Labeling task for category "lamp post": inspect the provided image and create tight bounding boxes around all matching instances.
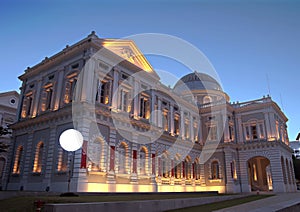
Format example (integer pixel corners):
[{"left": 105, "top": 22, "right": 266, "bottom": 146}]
[{"left": 59, "top": 129, "right": 83, "bottom": 194}]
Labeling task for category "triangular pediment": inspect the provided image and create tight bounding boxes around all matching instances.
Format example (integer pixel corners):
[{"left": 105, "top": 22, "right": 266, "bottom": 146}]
[{"left": 102, "top": 39, "right": 159, "bottom": 79}]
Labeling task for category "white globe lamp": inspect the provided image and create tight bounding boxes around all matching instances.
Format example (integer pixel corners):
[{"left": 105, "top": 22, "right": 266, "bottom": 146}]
[{"left": 59, "top": 129, "right": 83, "bottom": 152}]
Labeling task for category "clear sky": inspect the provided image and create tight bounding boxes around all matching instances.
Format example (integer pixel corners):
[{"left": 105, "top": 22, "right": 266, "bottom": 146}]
[{"left": 0, "top": 0, "right": 299, "bottom": 139}]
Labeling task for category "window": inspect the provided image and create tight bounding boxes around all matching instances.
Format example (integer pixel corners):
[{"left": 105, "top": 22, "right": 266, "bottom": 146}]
[
  {"left": 41, "top": 84, "right": 53, "bottom": 111},
  {"left": 208, "top": 125, "right": 217, "bottom": 141},
  {"left": 162, "top": 110, "right": 169, "bottom": 132},
  {"left": 184, "top": 120, "right": 190, "bottom": 139},
  {"left": 174, "top": 116, "right": 180, "bottom": 135},
  {"left": 140, "top": 96, "right": 150, "bottom": 119},
  {"left": 33, "top": 142, "right": 44, "bottom": 173},
  {"left": 64, "top": 75, "right": 77, "bottom": 104},
  {"left": 96, "top": 80, "right": 110, "bottom": 105},
  {"left": 118, "top": 143, "right": 127, "bottom": 174},
  {"left": 21, "top": 93, "right": 33, "bottom": 118},
  {"left": 245, "top": 126, "right": 250, "bottom": 140},
  {"left": 57, "top": 148, "right": 68, "bottom": 172},
  {"left": 13, "top": 145, "right": 23, "bottom": 174},
  {"left": 229, "top": 125, "right": 234, "bottom": 141},
  {"left": 251, "top": 125, "right": 258, "bottom": 140},
  {"left": 193, "top": 121, "right": 198, "bottom": 141},
  {"left": 211, "top": 161, "right": 219, "bottom": 179},
  {"left": 119, "top": 89, "right": 129, "bottom": 112},
  {"left": 203, "top": 95, "right": 212, "bottom": 104}
]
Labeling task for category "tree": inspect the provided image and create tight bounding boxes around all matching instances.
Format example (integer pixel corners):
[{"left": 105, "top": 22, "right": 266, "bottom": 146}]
[
  {"left": 0, "top": 126, "right": 11, "bottom": 153},
  {"left": 292, "top": 155, "right": 300, "bottom": 181}
]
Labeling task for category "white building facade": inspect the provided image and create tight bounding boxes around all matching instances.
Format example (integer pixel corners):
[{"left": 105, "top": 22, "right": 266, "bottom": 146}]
[
  {"left": 4, "top": 32, "right": 296, "bottom": 193},
  {"left": 0, "top": 91, "right": 19, "bottom": 190}
]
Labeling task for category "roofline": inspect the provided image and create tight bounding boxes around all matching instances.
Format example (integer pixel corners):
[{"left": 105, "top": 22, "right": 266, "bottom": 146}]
[{"left": 0, "top": 90, "right": 20, "bottom": 97}]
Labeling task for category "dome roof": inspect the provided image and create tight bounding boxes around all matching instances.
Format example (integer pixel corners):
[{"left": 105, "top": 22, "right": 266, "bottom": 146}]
[{"left": 174, "top": 72, "right": 222, "bottom": 92}]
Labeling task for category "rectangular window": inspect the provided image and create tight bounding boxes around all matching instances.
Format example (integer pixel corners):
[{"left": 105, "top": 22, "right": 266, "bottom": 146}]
[
  {"left": 174, "top": 117, "right": 180, "bottom": 135},
  {"left": 119, "top": 89, "right": 129, "bottom": 112},
  {"left": 245, "top": 126, "right": 250, "bottom": 140},
  {"left": 208, "top": 125, "right": 217, "bottom": 141},
  {"left": 229, "top": 125, "right": 234, "bottom": 141},
  {"left": 163, "top": 110, "right": 169, "bottom": 131},
  {"left": 100, "top": 81, "right": 110, "bottom": 104},
  {"left": 185, "top": 121, "right": 189, "bottom": 139},
  {"left": 46, "top": 88, "right": 53, "bottom": 110},
  {"left": 251, "top": 125, "right": 257, "bottom": 140},
  {"left": 140, "top": 96, "right": 150, "bottom": 119}
]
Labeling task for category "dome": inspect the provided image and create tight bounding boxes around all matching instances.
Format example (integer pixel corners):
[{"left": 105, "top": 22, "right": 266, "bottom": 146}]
[{"left": 173, "top": 72, "right": 222, "bottom": 92}]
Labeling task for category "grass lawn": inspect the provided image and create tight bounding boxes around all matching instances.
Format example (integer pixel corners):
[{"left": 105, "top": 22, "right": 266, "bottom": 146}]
[
  {"left": 0, "top": 192, "right": 218, "bottom": 212},
  {"left": 167, "top": 194, "right": 274, "bottom": 212}
]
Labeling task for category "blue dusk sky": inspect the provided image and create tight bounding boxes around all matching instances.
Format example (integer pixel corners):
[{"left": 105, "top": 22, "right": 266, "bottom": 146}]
[{"left": 0, "top": 0, "right": 299, "bottom": 139}]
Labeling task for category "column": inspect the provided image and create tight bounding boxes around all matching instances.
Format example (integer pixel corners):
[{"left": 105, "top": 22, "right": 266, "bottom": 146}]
[
  {"left": 111, "top": 69, "right": 119, "bottom": 110},
  {"left": 180, "top": 110, "right": 185, "bottom": 139},
  {"left": 198, "top": 117, "right": 202, "bottom": 144},
  {"left": 107, "top": 128, "right": 116, "bottom": 183},
  {"left": 224, "top": 148, "right": 235, "bottom": 193},
  {"left": 150, "top": 91, "right": 156, "bottom": 125},
  {"left": 81, "top": 58, "right": 95, "bottom": 103},
  {"left": 237, "top": 115, "right": 243, "bottom": 142},
  {"left": 133, "top": 79, "right": 139, "bottom": 118},
  {"left": 32, "top": 79, "right": 42, "bottom": 117},
  {"left": 190, "top": 114, "right": 194, "bottom": 142},
  {"left": 170, "top": 104, "right": 174, "bottom": 135},
  {"left": 157, "top": 98, "right": 162, "bottom": 128},
  {"left": 53, "top": 68, "right": 64, "bottom": 110},
  {"left": 269, "top": 112, "right": 277, "bottom": 139},
  {"left": 224, "top": 118, "right": 230, "bottom": 142},
  {"left": 264, "top": 112, "right": 272, "bottom": 139}
]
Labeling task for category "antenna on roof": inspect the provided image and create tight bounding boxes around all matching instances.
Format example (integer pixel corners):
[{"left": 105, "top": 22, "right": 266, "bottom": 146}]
[
  {"left": 280, "top": 93, "right": 285, "bottom": 111},
  {"left": 266, "top": 73, "right": 271, "bottom": 96}
]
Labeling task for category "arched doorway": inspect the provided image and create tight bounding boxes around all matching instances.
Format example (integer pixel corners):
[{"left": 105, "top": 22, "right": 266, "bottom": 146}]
[{"left": 247, "top": 156, "right": 272, "bottom": 191}]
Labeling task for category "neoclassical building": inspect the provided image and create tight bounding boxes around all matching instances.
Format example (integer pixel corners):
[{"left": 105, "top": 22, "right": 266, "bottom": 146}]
[
  {"left": 4, "top": 32, "right": 296, "bottom": 193},
  {"left": 0, "top": 91, "right": 19, "bottom": 189}
]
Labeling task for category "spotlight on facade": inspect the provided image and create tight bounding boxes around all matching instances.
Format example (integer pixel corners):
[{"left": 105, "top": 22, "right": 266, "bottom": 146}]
[{"left": 59, "top": 129, "right": 83, "bottom": 152}]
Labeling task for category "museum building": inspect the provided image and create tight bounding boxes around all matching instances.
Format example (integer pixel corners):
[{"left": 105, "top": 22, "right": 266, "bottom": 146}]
[{"left": 4, "top": 32, "right": 296, "bottom": 193}]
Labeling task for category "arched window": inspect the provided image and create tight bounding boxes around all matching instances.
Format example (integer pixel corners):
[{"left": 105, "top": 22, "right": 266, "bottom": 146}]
[
  {"left": 57, "top": 147, "right": 68, "bottom": 172},
  {"left": 0, "top": 157, "right": 6, "bottom": 178},
  {"left": 13, "top": 145, "right": 23, "bottom": 174},
  {"left": 203, "top": 95, "right": 212, "bottom": 104},
  {"left": 33, "top": 142, "right": 44, "bottom": 173},
  {"left": 118, "top": 143, "right": 127, "bottom": 174},
  {"left": 139, "top": 147, "right": 148, "bottom": 175},
  {"left": 211, "top": 161, "right": 219, "bottom": 179}
]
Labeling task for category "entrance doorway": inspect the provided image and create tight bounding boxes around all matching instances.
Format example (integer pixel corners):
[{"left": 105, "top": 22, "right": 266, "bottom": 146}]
[{"left": 248, "top": 156, "right": 272, "bottom": 191}]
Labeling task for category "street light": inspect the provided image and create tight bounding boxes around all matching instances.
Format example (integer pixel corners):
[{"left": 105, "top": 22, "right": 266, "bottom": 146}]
[{"left": 59, "top": 129, "right": 83, "bottom": 193}]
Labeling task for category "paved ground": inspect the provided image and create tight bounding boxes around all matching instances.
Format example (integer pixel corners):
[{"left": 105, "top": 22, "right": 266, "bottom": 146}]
[{"left": 214, "top": 192, "right": 300, "bottom": 212}]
